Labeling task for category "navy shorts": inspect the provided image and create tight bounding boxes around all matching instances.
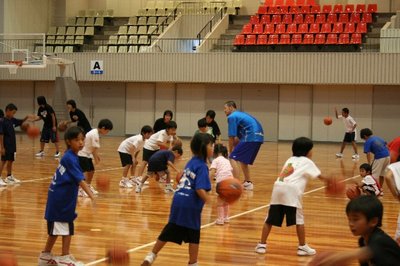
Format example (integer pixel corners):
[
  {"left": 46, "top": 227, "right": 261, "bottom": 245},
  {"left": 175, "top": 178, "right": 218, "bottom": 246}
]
[
  {"left": 79, "top": 156, "right": 94, "bottom": 172},
  {"left": 1, "top": 151, "right": 15, "bottom": 162},
  {"left": 119, "top": 152, "right": 133, "bottom": 167},
  {"left": 343, "top": 132, "right": 355, "bottom": 143},
  {"left": 158, "top": 223, "right": 200, "bottom": 245},
  {"left": 229, "top": 141, "right": 262, "bottom": 165},
  {"left": 40, "top": 127, "right": 59, "bottom": 143}
]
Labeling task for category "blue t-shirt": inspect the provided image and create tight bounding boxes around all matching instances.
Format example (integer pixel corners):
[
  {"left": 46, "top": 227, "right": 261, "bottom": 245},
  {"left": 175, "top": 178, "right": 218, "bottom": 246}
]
[
  {"left": 148, "top": 150, "right": 175, "bottom": 172},
  {"left": 0, "top": 117, "right": 23, "bottom": 153},
  {"left": 364, "top": 136, "right": 390, "bottom": 159},
  {"left": 45, "top": 149, "right": 85, "bottom": 222},
  {"left": 169, "top": 156, "right": 211, "bottom": 230},
  {"left": 227, "top": 111, "right": 264, "bottom": 142}
]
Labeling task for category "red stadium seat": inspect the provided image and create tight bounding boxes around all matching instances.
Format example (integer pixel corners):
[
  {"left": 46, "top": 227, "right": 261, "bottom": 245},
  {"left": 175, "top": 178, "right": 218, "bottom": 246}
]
[
  {"left": 344, "top": 22, "right": 355, "bottom": 33},
  {"left": 245, "top": 34, "right": 257, "bottom": 45},
  {"left": 265, "top": 0, "right": 274, "bottom": 6},
  {"left": 286, "top": 0, "right": 296, "bottom": 7},
  {"left": 282, "top": 14, "right": 293, "bottom": 24},
  {"left": 296, "top": 0, "right": 305, "bottom": 6},
  {"left": 268, "top": 34, "right": 279, "bottom": 44},
  {"left": 326, "top": 33, "right": 337, "bottom": 44},
  {"left": 253, "top": 24, "right": 264, "bottom": 34},
  {"left": 308, "top": 23, "right": 319, "bottom": 33},
  {"left": 314, "top": 33, "right": 325, "bottom": 44},
  {"left": 310, "top": 5, "right": 321, "bottom": 13},
  {"left": 350, "top": 33, "right": 362, "bottom": 44},
  {"left": 275, "top": 0, "right": 285, "bottom": 7},
  {"left": 291, "top": 33, "right": 302, "bottom": 44},
  {"left": 258, "top": 6, "right": 268, "bottom": 14},
  {"left": 326, "top": 13, "right": 337, "bottom": 23},
  {"left": 293, "top": 14, "right": 304, "bottom": 24},
  {"left": 260, "top": 14, "right": 271, "bottom": 24},
  {"left": 298, "top": 23, "right": 309, "bottom": 33},
  {"left": 322, "top": 5, "right": 332, "bottom": 13},
  {"left": 356, "top": 22, "right": 367, "bottom": 33},
  {"left": 333, "top": 4, "right": 343, "bottom": 13},
  {"left": 279, "top": 34, "right": 291, "bottom": 44},
  {"left": 257, "top": 34, "right": 268, "bottom": 45},
  {"left": 350, "top": 13, "right": 361, "bottom": 23},
  {"left": 344, "top": 4, "right": 354, "bottom": 13},
  {"left": 300, "top": 6, "right": 310, "bottom": 13},
  {"left": 289, "top": 6, "right": 301, "bottom": 14},
  {"left": 287, "top": 23, "right": 297, "bottom": 33},
  {"left": 338, "top": 13, "right": 349, "bottom": 23},
  {"left": 271, "top": 14, "right": 282, "bottom": 24},
  {"left": 338, "top": 33, "right": 350, "bottom": 44},
  {"left": 234, "top": 34, "right": 245, "bottom": 45},
  {"left": 268, "top": 6, "right": 278, "bottom": 14},
  {"left": 332, "top": 22, "right": 343, "bottom": 33},
  {"left": 362, "top": 13, "right": 372, "bottom": 23},
  {"left": 355, "top": 4, "right": 365, "bottom": 13},
  {"left": 275, "top": 23, "right": 286, "bottom": 34},
  {"left": 304, "top": 14, "right": 314, "bottom": 23},
  {"left": 306, "top": 0, "right": 316, "bottom": 6},
  {"left": 250, "top": 15, "right": 259, "bottom": 24},
  {"left": 303, "top": 33, "right": 314, "bottom": 44},
  {"left": 264, "top": 23, "right": 275, "bottom": 34},
  {"left": 278, "top": 6, "right": 289, "bottom": 14},
  {"left": 320, "top": 23, "right": 331, "bottom": 33},
  {"left": 315, "top": 14, "right": 326, "bottom": 24},
  {"left": 367, "top": 4, "right": 377, "bottom": 13},
  {"left": 242, "top": 23, "right": 253, "bottom": 34}
]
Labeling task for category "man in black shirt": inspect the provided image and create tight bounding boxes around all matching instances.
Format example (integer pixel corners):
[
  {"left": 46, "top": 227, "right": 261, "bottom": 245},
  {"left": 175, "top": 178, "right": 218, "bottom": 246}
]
[
  {"left": 66, "top": 99, "right": 92, "bottom": 134},
  {"left": 153, "top": 110, "right": 173, "bottom": 133}
]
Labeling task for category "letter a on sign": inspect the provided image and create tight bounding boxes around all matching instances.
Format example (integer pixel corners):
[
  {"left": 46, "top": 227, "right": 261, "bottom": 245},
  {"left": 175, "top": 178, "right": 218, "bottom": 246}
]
[{"left": 91, "top": 60, "right": 104, "bottom": 74}]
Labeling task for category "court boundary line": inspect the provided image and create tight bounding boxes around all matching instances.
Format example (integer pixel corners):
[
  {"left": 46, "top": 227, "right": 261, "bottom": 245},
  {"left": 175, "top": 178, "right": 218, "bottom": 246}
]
[{"left": 85, "top": 175, "right": 360, "bottom": 265}]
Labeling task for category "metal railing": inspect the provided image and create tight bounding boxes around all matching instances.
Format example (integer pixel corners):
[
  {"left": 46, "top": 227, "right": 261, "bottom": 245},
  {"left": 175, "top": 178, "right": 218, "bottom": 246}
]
[{"left": 197, "top": 2, "right": 227, "bottom": 46}]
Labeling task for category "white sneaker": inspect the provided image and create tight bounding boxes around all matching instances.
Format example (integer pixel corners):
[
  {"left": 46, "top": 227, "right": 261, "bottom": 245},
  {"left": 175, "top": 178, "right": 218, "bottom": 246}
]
[
  {"left": 54, "top": 152, "right": 61, "bottom": 158},
  {"left": 136, "top": 184, "right": 142, "bottom": 193},
  {"left": 119, "top": 178, "right": 133, "bottom": 188},
  {"left": 297, "top": 244, "right": 316, "bottom": 256},
  {"left": 352, "top": 154, "right": 360, "bottom": 159},
  {"left": 142, "top": 252, "right": 157, "bottom": 265},
  {"left": 164, "top": 183, "right": 175, "bottom": 193},
  {"left": 5, "top": 175, "right": 21, "bottom": 184},
  {"left": 0, "top": 178, "right": 7, "bottom": 186},
  {"left": 224, "top": 217, "right": 230, "bottom": 223},
  {"left": 38, "top": 252, "right": 58, "bottom": 266},
  {"left": 215, "top": 218, "right": 224, "bottom": 225},
  {"left": 131, "top": 176, "right": 149, "bottom": 185},
  {"left": 255, "top": 243, "right": 267, "bottom": 254},
  {"left": 335, "top": 153, "right": 343, "bottom": 158},
  {"left": 78, "top": 187, "right": 88, "bottom": 197},
  {"left": 35, "top": 151, "right": 45, "bottom": 157},
  {"left": 243, "top": 181, "right": 254, "bottom": 191},
  {"left": 89, "top": 184, "right": 99, "bottom": 195},
  {"left": 57, "top": 254, "right": 84, "bottom": 266}
]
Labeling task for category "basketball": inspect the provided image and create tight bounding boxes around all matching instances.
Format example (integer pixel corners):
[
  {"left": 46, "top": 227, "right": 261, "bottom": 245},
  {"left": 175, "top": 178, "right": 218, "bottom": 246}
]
[
  {"left": 96, "top": 175, "right": 110, "bottom": 192},
  {"left": 106, "top": 244, "right": 129, "bottom": 265},
  {"left": 27, "top": 126, "right": 40, "bottom": 138},
  {"left": 20, "top": 122, "right": 30, "bottom": 132},
  {"left": 0, "top": 251, "right": 18, "bottom": 266},
  {"left": 58, "top": 121, "right": 68, "bottom": 132},
  {"left": 216, "top": 178, "right": 243, "bottom": 204},
  {"left": 325, "top": 176, "right": 345, "bottom": 196},
  {"left": 323, "top": 117, "right": 332, "bottom": 126},
  {"left": 176, "top": 170, "right": 183, "bottom": 183},
  {"left": 346, "top": 184, "right": 361, "bottom": 199}
]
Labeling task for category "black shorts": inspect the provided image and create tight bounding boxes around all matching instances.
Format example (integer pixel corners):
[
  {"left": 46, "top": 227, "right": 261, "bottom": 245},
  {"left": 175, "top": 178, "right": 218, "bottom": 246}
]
[
  {"left": 119, "top": 152, "right": 133, "bottom": 167},
  {"left": 79, "top": 156, "right": 94, "bottom": 172},
  {"left": 47, "top": 221, "right": 74, "bottom": 236},
  {"left": 343, "top": 132, "right": 355, "bottom": 143},
  {"left": 142, "top": 148, "right": 158, "bottom": 162},
  {"left": 1, "top": 151, "right": 15, "bottom": 162},
  {"left": 41, "top": 127, "right": 59, "bottom": 143},
  {"left": 266, "top": 205, "right": 296, "bottom": 227},
  {"left": 158, "top": 223, "right": 200, "bottom": 245}
]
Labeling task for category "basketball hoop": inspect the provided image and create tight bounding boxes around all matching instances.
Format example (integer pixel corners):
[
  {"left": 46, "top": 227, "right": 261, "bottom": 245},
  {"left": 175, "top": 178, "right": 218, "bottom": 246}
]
[
  {"left": 6, "top": 60, "right": 24, "bottom": 67},
  {"left": 5, "top": 60, "right": 23, "bottom": 75}
]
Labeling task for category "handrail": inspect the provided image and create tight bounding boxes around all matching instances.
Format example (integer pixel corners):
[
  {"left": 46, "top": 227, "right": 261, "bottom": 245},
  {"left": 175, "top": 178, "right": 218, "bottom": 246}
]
[{"left": 196, "top": 2, "right": 227, "bottom": 46}]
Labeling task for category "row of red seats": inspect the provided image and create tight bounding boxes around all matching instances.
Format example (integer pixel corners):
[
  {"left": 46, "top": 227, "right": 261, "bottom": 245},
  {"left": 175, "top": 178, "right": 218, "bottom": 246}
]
[
  {"left": 251, "top": 12, "right": 372, "bottom": 24},
  {"left": 264, "top": 0, "right": 316, "bottom": 6},
  {"left": 242, "top": 22, "right": 367, "bottom": 35},
  {"left": 258, "top": 4, "right": 377, "bottom": 15},
  {"left": 234, "top": 33, "right": 362, "bottom": 45}
]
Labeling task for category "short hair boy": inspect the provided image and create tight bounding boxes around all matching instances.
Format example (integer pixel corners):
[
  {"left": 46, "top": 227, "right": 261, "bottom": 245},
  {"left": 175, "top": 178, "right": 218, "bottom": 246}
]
[
  {"left": 205, "top": 110, "right": 221, "bottom": 142},
  {"left": 66, "top": 99, "right": 92, "bottom": 134},
  {"left": 335, "top": 107, "right": 359, "bottom": 159},
  {"left": 195, "top": 118, "right": 214, "bottom": 140}
]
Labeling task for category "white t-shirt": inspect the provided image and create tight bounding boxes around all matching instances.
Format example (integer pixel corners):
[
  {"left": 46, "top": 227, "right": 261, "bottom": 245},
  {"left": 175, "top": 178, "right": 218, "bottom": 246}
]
[
  {"left": 78, "top": 128, "right": 100, "bottom": 158},
  {"left": 387, "top": 161, "right": 400, "bottom": 192},
  {"left": 210, "top": 156, "right": 233, "bottom": 183},
  {"left": 338, "top": 115, "right": 357, "bottom": 133},
  {"left": 143, "top": 129, "right": 173, "bottom": 151},
  {"left": 361, "top": 175, "right": 382, "bottom": 196},
  {"left": 118, "top": 134, "right": 144, "bottom": 154},
  {"left": 270, "top": 156, "right": 321, "bottom": 208}
]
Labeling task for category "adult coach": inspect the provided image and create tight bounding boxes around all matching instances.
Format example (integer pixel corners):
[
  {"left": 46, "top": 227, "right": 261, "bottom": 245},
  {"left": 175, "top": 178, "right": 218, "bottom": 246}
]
[{"left": 224, "top": 101, "right": 264, "bottom": 190}]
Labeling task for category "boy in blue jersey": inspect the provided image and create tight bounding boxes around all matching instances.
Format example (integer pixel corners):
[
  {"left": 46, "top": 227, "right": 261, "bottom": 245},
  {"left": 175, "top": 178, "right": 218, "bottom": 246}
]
[
  {"left": 360, "top": 128, "right": 390, "bottom": 187},
  {"left": 224, "top": 101, "right": 264, "bottom": 190},
  {"left": 141, "top": 133, "right": 213, "bottom": 266},
  {"left": 38, "top": 126, "right": 95, "bottom": 266}
]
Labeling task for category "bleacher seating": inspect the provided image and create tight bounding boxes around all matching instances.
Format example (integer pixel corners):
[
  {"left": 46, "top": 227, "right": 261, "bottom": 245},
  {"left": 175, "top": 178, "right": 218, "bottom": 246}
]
[{"left": 236, "top": 1, "right": 377, "bottom": 52}]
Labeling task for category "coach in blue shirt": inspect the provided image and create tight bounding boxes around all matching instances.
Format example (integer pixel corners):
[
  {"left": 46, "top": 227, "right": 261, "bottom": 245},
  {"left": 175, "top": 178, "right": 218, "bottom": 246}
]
[{"left": 224, "top": 101, "right": 264, "bottom": 191}]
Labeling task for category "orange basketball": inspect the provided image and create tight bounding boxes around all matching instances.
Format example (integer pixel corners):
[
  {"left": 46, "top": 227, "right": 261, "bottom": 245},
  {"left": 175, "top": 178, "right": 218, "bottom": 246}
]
[
  {"left": 106, "top": 244, "right": 129, "bottom": 265},
  {"left": 216, "top": 178, "right": 243, "bottom": 204},
  {"left": 325, "top": 176, "right": 345, "bottom": 196},
  {"left": 346, "top": 184, "right": 361, "bottom": 199},
  {"left": 96, "top": 175, "right": 110, "bottom": 192},
  {"left": 323, "top": 117, "right": 332, "bottom": 126},
  {"left": 27, "top": 126, "right": 40, "bottom": 138},
  {"left": 176, "top": 170, "right": 183, "bottom": 183},
  {"left": 58, "top": 121, "right": 68, "bottom": 132},
  {"left": 0, "top": 251, "right": 18, "bottom": 266}
]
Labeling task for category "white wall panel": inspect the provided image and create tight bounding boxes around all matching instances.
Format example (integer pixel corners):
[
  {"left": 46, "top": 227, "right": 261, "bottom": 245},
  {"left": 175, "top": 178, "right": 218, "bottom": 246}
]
[{"left": 0, "top": 81, "right": 35, "bottom": 120}]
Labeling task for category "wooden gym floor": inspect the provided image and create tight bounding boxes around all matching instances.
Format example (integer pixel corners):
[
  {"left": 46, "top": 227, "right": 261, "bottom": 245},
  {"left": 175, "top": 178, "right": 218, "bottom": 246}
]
[{"left": 0, "top": 135, "right": 398, "bottom": 266}]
